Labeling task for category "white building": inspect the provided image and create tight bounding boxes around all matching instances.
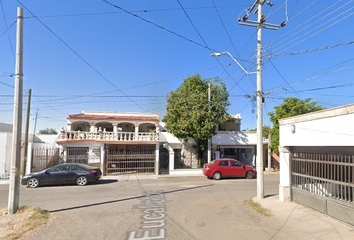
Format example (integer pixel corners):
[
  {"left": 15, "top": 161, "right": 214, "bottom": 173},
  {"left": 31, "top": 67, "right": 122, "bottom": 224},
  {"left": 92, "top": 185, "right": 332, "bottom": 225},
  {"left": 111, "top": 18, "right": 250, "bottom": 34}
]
[{"left": 278, "top": 103, "right": 354, "bottom": 226}]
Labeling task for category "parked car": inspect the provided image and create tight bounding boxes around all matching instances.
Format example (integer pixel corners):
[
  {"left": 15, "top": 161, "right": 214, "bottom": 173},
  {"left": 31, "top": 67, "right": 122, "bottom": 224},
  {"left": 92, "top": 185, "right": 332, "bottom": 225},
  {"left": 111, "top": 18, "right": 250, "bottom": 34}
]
[
  {"left": 203, "top": 159, "right": 257, "bottom": 180},
  {"left": 21, "top": 163, "right": 102, "bottom": 188}
]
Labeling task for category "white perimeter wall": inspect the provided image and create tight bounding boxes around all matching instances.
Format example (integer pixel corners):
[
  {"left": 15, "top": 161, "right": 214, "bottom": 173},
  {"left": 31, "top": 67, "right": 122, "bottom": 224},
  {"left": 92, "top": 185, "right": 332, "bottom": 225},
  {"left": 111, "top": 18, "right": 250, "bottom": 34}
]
[
  {"left": 280, "top": 113, "right": 354, "bottom": 147},
  {"left": 0, "top": 132, "right": 12, "bottom": 177}
]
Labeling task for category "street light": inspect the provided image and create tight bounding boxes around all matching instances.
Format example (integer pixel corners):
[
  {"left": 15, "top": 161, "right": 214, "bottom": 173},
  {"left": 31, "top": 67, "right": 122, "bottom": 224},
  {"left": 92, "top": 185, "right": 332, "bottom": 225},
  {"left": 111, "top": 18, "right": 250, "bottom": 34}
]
[{"left": 210, "top": 51, "right": 256, "bottom": 75}]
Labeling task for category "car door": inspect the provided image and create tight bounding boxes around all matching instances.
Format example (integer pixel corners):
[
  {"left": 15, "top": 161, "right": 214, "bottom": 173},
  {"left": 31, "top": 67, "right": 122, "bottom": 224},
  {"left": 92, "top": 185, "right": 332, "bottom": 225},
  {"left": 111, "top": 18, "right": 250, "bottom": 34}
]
[
  {"left": 230, "top": 160, "right": 245, "bottom": 176},
  {"left": 44, "top": 165, "right": 68, "bottom": 185},
  {"left": 218, "top": 160, "right": 231, "bottom": 176},
  {"left": 66, "top": 165, "right": 81, "bottom": 184}
]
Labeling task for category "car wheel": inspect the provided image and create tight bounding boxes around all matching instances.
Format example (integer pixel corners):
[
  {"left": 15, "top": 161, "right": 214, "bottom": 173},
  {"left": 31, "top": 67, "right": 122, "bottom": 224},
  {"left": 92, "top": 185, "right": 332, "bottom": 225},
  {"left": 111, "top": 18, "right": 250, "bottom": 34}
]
[
  {"left": 27, "top": 178, "right": 39, "bottom": 188},
  {"left": 76, "top": 176, "right": 88, "bottom": 186},
  {"left": 246, "top": 171, "right": 254, "bottom": 179},
  {"left": 213, "top": 171, "right": 222, "bottom": 180}
]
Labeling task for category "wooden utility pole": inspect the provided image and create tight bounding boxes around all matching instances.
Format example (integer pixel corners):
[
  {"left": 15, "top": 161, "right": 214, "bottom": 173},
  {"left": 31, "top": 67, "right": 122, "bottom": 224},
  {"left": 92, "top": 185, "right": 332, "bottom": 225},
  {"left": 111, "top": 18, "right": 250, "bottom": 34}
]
[
  {"left": 8, "top": 7, "right": 24, "bottom": 214},
  {"left": 22, "top": 88, "right": 31, "bottom": 176}
]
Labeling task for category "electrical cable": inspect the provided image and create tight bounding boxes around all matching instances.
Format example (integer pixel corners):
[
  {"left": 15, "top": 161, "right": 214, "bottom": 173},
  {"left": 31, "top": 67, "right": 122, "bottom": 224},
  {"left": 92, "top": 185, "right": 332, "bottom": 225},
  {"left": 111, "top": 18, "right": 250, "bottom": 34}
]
[
  {"left": 269, "top": 60, "right": 303, "bottom": 100},
  {"left": 211, "top": 0, "right": 256, "bottom": 88},
  {"left": 0, "top": 0, "right": 15, "bottom": 62},
  {"left": 176, "top": 0, "right": 249, "bottom": 95},
  {"left": 16, "top": 0, "right": 147, "bottom": 112},
  {"left": 264, "top": 0, "right": 354, "bottom": 56}
]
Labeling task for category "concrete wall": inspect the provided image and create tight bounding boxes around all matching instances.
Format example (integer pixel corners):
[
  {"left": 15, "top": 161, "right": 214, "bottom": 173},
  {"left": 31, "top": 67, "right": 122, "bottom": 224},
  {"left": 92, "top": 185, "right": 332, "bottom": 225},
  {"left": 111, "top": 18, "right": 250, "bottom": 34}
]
[
  {"left": 0, "top": 132, "right": 12, "bottom": 178},
  {"left": 212, "top": 131, "right": 258, "bottom": 145},
  {"left": 278, "top": 103, "right": 354, "bottom": 202}
]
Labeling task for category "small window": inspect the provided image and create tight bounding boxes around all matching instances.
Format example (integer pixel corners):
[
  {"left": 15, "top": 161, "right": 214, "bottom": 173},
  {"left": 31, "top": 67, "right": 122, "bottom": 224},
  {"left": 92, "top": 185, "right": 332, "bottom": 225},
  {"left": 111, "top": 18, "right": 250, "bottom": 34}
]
[
  {"left": 48, "top": 165, "right": 67, "bottom": 173},
  {"left": 68, "top": 166, "right": 80, "bottom": 171},
  {"left": 219, "top": 161, "right": 229, "bottom": 166},
  {"left": 231, "top": 161, "right": 241, "bottom": 167}
]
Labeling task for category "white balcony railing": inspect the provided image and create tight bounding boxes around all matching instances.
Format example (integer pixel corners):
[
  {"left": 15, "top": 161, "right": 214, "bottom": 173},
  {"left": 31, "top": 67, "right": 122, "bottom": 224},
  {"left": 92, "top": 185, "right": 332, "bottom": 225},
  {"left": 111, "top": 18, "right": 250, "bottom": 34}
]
[{"left": 59, "top": 131, "right": 159, "bottom": 142}]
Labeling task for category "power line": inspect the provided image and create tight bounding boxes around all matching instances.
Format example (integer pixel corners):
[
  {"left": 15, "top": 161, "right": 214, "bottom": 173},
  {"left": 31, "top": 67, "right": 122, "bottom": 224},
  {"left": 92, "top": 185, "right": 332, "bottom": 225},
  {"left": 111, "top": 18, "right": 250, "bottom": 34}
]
[
  {"left": 264, "top": 0, "right": 354, "bottom": 56},
  {"left": 27, "top": 5, "right": 248, "bottom": 18},
  {"left": 263, "top": 0, "right": 339, "bottom": 54},
  {"left": 265, "top": 40, "right": 354, "bottom": 59},
  {"left": 16, "top": 0, "right": 147, "bottom": 112},
  {"left": 269, "top": 60, "right": 303, "bottom": 100},
  {"left": 101, "top": 0, "right": 218, "bottom": 52},
  {"left": 211, "top": 0, "right": 256, "bottom": 88},
  {"left": 0, "top": 0, "right": 15, "bottom": 62},
  {"left": 176, "top": 0, "right": 249, "bottom": 95}
]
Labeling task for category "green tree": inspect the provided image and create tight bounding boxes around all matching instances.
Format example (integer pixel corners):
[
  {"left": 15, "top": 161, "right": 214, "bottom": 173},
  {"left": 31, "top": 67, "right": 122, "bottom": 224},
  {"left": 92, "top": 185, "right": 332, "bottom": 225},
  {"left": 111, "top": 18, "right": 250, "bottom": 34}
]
[
  {"left": 164, "top": 74, "right": 230, "bottom": 153},
  {"left": 268, "top": 97, "right": 324, "bottom": 153},
  {"left": 249, "top": 125, "right": 271, "bottom": 137},
  {"left": 39, "top": 128, "right": 58, "bottom": 134}
]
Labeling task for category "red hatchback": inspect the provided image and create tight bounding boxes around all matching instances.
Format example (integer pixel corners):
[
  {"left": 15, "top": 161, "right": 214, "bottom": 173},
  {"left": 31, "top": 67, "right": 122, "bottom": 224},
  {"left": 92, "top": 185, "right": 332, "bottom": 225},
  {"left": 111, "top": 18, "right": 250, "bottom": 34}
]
[{"left": 203, "top": 159, "right": 257, "bottom": 180}]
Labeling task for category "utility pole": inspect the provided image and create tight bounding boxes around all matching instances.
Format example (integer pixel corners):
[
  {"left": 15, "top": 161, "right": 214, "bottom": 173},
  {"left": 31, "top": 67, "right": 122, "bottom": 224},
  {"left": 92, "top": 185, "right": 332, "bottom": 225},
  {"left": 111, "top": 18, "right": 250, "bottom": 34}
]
[
  {"left": 8, "top": 7, "right": 24, "bottom": 214},
  {"left": 33, "top": 109, "right": 39, "bottom": 143},
  {"left": 238, "top": 0, "right": 285, "bottom": 200},
  {"left": 22, "top": 88, "right": 31, "bottom": 176},
  {"left": 207, "top": 83, "right": 211, "bottom": 163}
]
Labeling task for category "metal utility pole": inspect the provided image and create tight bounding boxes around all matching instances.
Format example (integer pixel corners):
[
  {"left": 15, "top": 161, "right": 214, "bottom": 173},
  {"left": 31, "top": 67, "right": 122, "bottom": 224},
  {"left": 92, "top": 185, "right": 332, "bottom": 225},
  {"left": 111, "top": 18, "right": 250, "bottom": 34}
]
[
  {"left": 8, "top": 7, "right": 24, "bottom": 214},
  {"left": 238, "top": 0, "right": 285, "bottom": 200},
  {"left": 22, "top": 88, "right": 32, "bottom": 176},
  {"left": 208, "top": 83, "right": 211, "bottom": 163}
]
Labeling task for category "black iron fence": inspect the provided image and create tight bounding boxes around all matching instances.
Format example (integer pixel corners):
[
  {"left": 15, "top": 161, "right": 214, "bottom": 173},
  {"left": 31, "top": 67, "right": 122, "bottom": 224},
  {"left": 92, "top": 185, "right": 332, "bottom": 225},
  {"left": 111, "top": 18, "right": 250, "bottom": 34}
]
[{"left": 292, "top": 152, "right": 354, "bottom": 204}]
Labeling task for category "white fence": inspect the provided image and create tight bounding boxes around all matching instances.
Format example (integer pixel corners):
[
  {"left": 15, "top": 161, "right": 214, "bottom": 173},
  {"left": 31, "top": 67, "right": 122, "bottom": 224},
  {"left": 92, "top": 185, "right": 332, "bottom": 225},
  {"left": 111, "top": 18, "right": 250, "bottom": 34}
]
[{"left": 0, "top": 162, "right": 10, "bottom": 180}]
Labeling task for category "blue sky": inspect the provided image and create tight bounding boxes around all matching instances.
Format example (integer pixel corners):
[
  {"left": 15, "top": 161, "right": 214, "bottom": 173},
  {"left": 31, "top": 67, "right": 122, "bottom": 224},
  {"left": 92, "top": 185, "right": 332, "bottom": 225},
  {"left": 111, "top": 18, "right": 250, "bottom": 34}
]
[{"left": 1, "top": 0, "right": 354, "bottom": 133}]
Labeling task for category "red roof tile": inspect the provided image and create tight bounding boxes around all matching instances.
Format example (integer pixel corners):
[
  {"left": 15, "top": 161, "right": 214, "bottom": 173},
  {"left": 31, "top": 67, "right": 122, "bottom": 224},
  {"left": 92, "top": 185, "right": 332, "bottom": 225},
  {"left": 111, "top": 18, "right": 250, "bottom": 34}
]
[{"left": 67, "top": 113, "right": 159, "bottom": 122}]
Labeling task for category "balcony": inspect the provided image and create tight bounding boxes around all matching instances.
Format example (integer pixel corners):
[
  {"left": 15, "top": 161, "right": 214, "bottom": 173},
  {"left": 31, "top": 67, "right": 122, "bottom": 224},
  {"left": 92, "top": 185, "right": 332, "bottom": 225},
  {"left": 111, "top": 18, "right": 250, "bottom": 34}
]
[{"left": 58, "top": 131, "right": 159, "bottom": 142}]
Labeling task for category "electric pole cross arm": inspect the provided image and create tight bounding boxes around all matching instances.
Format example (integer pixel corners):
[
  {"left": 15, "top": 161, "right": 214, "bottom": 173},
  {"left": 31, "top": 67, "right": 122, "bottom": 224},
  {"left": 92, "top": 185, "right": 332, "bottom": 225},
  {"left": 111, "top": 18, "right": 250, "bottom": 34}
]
[{"left": 210, "top": 51, "right": 256, "bottom": 75}]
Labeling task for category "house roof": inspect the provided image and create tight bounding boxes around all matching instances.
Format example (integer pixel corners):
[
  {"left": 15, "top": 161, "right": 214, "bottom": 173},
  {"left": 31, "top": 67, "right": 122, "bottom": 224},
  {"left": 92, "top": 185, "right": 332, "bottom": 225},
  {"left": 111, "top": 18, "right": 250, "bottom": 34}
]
[
  {"left": 67, "top": 112, "right": 160, "bottom": 122},
  {"left": 279, "top": 102, "right": 354, "bottom": 125}
]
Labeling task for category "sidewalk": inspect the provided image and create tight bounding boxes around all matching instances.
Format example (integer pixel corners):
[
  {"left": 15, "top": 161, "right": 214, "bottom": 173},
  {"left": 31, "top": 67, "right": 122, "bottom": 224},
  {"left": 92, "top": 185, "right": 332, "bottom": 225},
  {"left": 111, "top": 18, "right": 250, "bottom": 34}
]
[{"left": 254, "top": 195, "right": 354, "bottom": 239}]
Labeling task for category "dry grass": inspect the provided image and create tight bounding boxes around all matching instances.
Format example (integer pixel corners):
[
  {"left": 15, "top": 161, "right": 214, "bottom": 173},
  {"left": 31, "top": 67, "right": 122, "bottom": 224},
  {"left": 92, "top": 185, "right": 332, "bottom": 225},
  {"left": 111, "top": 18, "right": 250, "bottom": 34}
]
[
  {"left": 246, "top": 197, "right": 272, "bottom": 217},
  {"left": 0, "top": 206, "right": 51, "bottom": 240}
]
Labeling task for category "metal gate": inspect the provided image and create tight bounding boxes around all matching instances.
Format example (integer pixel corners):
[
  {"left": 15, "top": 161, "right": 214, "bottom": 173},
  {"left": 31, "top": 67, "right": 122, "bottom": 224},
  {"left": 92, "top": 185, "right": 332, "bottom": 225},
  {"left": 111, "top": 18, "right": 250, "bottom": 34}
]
[
  {"left": 106, "top": 145, "right": 155, "bottom": 175},
  {"left": 32, "top": 147, "right": 60, "bottom": 172},
  {"left": 291, "top": 152, "right": 354, "bottom": 226},
  {"left": 159, "top": 148, "right": 169, "bottom": 175},
  {"left": 65, "top": 147, "right": 89, "bottom": 164}
]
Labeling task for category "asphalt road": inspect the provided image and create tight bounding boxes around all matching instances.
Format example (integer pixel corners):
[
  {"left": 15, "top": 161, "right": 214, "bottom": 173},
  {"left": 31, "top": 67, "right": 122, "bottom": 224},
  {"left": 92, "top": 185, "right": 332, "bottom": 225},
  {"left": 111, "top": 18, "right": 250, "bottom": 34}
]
[{"left": 0, "top": 175, "right": 281, "bottom": 240}]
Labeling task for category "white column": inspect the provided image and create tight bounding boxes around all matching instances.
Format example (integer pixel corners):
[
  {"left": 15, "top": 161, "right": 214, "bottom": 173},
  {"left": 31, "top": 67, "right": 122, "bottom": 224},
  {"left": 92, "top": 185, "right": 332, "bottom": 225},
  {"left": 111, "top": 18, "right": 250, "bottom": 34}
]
[
  {"left": 113, "top": 124, "right": 118, "bottom": 133},
  {"left": 169, "top": 147, "right": 175, "bottom": 171},
  {"left": 154, "top": 144, "right": 160, "bottom": 175},
  {"left": 135, "top": 124, "right": 139, "bottom": 140},
  {"left": 279, "top": 146, "right": 291, "bottom": 202},
  {"left": 100, "top": 145, "right": 105, "bottom": 176},
  {"left": 90, "top": 124, "right": 95, "bottom": 132},
  {"left": 67, "top": 124, "right": 72, "bottom": 131}
]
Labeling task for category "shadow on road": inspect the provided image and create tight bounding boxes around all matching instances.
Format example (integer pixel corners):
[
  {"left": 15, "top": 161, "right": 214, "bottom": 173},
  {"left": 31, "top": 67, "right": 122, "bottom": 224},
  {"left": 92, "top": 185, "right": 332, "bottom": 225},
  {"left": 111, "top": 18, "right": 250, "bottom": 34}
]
[{"left": 50, "top": 184, "right": 213, "bottom": 213}]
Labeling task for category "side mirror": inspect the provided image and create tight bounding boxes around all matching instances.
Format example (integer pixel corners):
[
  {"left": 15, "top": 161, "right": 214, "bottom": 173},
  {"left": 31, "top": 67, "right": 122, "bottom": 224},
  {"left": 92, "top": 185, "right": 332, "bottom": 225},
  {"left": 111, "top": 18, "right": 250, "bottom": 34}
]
[
  {"left": 242, "top": 165, "right": 245, "bottom": 169},
  {"left": 44, "top": 170, "right": 49, "bottom": 174}
]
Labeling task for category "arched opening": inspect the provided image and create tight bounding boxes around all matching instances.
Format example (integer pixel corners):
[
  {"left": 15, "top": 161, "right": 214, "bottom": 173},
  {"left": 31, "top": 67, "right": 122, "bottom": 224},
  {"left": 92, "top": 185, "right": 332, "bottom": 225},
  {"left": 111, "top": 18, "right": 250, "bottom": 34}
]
[
  {"left": 72, "top": 121, "right": 90, "bottom": 131},
  {"left": 118, "top": 122, "right": 134, "bottom": 132},
  {"left": 96, "top": 122, "right": 113, "bottom": 132},
  {"left": 139, "top": 123, "right": 156, "bottom": 133}
]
